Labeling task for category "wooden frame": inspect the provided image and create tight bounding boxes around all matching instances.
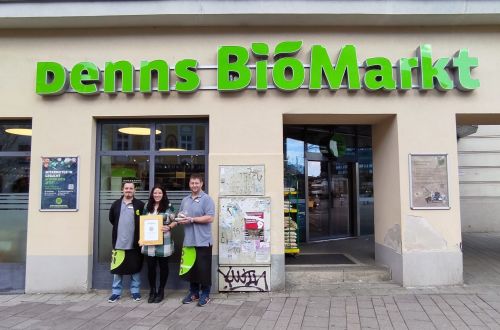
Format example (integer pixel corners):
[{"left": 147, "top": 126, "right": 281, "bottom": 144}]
[{"left": 140, "top": 215, "right": 163, "bottom": 245}]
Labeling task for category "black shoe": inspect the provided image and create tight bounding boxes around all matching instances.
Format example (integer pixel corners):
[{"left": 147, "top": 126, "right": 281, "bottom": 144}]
[
  {"left": 153, "top": 289, "right": 164, "bottom": 303},
  {"left": 148, "top": 289, "right": 156, "bottom": 303}
]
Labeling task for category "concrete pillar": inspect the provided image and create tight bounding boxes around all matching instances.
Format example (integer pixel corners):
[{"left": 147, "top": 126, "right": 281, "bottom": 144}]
[
  {"left": 25, "top": 108, "right": 96, "bottom": 293},
  {"left": 207, "top": 99, "right": 285, "bottom": 291},
  {"left": 374, "top": 113, "right": 463, "bottom": 287}
]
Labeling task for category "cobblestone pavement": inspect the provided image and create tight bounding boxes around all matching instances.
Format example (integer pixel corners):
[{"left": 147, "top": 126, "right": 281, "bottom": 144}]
[{"left": 3, "top": 284, "right": 500, "bottom": 329}]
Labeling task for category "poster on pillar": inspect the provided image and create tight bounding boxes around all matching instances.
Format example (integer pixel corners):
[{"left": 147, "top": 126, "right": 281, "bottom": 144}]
[
  {"left": 40, "top": 156, "right": 79, "bottom": 211},
  {"left": 219, "top": 197, "right": 271, "bottom": 265},
  {"left": 409, "top": 154, "right": 450, "bottom": 209},
  {"left": 219, "top": 165, "right": 265, "bottom": 196}
]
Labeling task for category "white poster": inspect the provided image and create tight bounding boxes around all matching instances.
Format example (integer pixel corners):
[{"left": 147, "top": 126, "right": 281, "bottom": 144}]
[
  {"left": 219, "top": 197, "right": 271, "bottom": 265},
  {"left": 219, "top": 165, "right": 265, "bottom": 196}
]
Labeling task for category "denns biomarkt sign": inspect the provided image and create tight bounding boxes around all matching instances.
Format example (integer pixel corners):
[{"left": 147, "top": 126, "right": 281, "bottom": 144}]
[{"left": 35, "top": 41, "right": 479, "bottom": 95}]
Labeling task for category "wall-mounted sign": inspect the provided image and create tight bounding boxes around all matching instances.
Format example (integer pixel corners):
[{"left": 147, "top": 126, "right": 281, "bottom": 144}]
[
  {"left": 40, "top": 157, "right": 79, "bottom": 211},
  {"left": 409, "top": 154, "right": 450, "bottom": 210},
  {"left": 219, "top": 165, "right": 265, "bottom": 196},
  {"left": 35, "top": 43, "right": 479, "bottom": 95}
]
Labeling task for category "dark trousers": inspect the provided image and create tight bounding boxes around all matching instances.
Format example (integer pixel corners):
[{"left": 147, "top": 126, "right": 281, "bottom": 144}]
[{"left": 145, "top": 256, "right": 169, "bottom": 291}]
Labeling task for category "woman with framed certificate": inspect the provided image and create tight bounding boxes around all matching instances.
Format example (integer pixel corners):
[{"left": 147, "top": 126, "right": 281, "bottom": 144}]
[{"left": 139, "top": 185, "right": 177, "bottom": 303}]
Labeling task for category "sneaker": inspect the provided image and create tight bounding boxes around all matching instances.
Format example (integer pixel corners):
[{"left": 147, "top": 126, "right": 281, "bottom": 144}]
[
  {"left": 182, "top": 292, "right": 199, "bottom": 304},
  {"left": 197, "top": 295, "right": 211, "bottom": 307},
  {"left": 108, "top": 294, "right": 120, "bottom": 303},
  {"left": 131, "top": 293, "right": 141, "bottom": 301}
]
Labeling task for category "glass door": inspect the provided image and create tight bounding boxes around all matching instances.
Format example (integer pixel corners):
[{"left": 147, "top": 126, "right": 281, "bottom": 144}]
[
  {"left": 330, "top": 162, "right": 351, "bottom": 238},
  {"left": 307, "top": 160, "right": 353, "bottom": 241},
  {"left": 307, "top": 160, "right": 330, "bottom": 240}
]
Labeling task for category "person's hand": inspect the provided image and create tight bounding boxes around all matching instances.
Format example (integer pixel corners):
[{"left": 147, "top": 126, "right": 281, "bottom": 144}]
[
  {"left": 161, "top": 225, "right": 170, "bottom": 232},
  {"left": 177, "top": 217, "right": 191, "bottom": 225},
  {"left": 138, "top": 239, "right": 144, "bottom": 246}
]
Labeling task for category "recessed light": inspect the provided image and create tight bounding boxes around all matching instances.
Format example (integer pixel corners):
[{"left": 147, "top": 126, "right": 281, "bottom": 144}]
[
  {"left": 159, "top": 148, "right": 187, "bottom": 152},
  {"left": 118, "top": 127, "right": 161, "bottom": 135},
  {"left": 5, "top": 128, "right": 32, "bottom": 136}
]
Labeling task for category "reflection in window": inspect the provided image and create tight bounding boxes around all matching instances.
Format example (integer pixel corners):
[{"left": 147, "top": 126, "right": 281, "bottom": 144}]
[
  {"left": 101, "top": 124, "right": 150, "bottom": 151},
  {"left": 156, "top": 124, "right": 205, "bottom": 151},
  {"left": 155, "top": 155, "right": 205, "bottom": 191},
  {"left": 0, "top": 124, "right": 31, "bottom": 152}
]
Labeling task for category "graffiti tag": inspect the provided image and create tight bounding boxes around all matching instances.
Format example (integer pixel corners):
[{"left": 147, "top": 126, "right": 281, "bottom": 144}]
[{"left": 218, "top": 266, "right": 269, "bottom": 292}]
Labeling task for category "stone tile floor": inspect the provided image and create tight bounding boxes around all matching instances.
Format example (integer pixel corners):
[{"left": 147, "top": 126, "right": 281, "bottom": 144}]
[{"left": 3, "top": 286, "right": 500, "bottom": 329}]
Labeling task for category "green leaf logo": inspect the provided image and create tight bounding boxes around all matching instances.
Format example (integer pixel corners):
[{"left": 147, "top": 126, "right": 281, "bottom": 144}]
[
  {"left": 110, "top": 249, "right": 125, "bottom": 270},
  {"left": 251, "top": 42, "right": 269, "bottom": 57},
  {"left": 274, "top": 41, "right": 303, "bottom": 57}
]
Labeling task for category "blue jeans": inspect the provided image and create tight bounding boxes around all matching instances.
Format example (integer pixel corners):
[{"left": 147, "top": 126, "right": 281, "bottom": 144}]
[
  {"left": 190, "top": 282, "right": 211, "bottom": 297},
  {"left": 112, "top": 273, "right": 141, "bottom": 295}
]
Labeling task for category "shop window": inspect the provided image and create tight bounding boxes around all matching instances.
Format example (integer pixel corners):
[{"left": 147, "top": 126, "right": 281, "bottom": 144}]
[
  {"left": 0, "top": 123, "right": 31, "bottom": 152},
  {"left": 94, "top": 120, "right": 208, "bottom": 271},
  {"left": 155, "top": 155, "right": 205, "bottom": 191},
  {"left": 101, "top": 124, "right": 150, "bottom": 151},
  {"left": 155, "top": 124, "right": 206, "bottom": 151},
  {"left": 0, "top": 122, "right": 31, "bottom": 269}
]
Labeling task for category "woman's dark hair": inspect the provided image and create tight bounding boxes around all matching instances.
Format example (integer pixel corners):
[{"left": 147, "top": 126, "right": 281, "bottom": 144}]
[{"left": 147, "top": 184, "right": 170, "bottom": 214}]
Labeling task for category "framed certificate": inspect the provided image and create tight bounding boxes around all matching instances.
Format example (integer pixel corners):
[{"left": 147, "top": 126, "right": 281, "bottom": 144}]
[{"left": 140, "top": 215, "right": 163, "bottom": 245}]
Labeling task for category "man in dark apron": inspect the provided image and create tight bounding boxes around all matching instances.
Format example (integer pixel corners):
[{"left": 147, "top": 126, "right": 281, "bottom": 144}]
[
  {"left": 177, "top": 173, "right": 215, "bottom": 307},
  {"left": 108, "top": 182, "right": 145, "bottom": 302}
]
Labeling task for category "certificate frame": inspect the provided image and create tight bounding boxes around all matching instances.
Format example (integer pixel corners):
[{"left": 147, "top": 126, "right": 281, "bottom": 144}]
[
  {"left": 140, "top": 215, "right": 163, "bottom": 245},
  {"left": 409, "top": 154, "right": 450, "bottom": 210}
]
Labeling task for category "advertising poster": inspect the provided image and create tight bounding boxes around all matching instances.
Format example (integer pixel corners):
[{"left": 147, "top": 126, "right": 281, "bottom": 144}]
[
  {"left": 219, "top": 165, "right": 265, "bottom": 196},
  {"left": 409, "top": 154, "right": 450, "bottom": 209},
  {"left": 219, "top": 197, "right": 271, "bottom": 265},
  {"left": 40, "top": 157, "right": 79, "bottom": 211}
]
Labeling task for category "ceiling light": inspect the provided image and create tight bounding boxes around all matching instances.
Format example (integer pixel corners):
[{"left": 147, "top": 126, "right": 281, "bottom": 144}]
[
  {"left": 5, "top": 128, "right": 32, "bottom": 136},
  {"left": 159, "top": 148, "right": 187, "bottom": 152},
  {"left": 118, "top": 127, "right": 161, "bottom": 135}
]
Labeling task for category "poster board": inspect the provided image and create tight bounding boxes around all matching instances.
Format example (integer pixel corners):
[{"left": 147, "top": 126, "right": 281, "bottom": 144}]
[
  {"left": 140, "top": 215, "right": 163, "bottom": 245},
  {"left": 219, "top": 197, "right": 271, "bottom": 265},
  {"left": 219, "top": 165, "right": 265, "bottom": 196},
  {"left": 40, "top": 156, "right": 79, "bottom": 211},
  {"left": 409, "top": 154, "right": 450, "bottom": 209}
]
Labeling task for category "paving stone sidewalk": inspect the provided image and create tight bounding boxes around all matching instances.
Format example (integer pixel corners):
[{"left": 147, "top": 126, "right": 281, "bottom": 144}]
[{"left": 3, "top": 284, "right": 500, "bottom": 329}]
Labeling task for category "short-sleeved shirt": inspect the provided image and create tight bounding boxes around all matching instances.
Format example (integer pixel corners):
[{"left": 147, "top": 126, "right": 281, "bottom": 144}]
[
  {"left": 115, "top": 200, "right": 135, "bottom": 250},
  {"left": 180, "top": 191, "right": 215, "bottom": 247}
]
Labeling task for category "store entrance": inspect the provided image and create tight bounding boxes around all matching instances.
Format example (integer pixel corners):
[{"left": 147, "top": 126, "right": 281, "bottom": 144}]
[
  {"left": 307, "top": 159, "right": 353, "bottom": 241},
  {"left": 284, "top": 125, "right": 374, "bottom": 261}
]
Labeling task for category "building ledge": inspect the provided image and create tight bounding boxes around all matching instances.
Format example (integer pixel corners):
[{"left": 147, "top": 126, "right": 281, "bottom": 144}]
[{"left": 2, "top": 1, "right": 500, "bottom": 29}]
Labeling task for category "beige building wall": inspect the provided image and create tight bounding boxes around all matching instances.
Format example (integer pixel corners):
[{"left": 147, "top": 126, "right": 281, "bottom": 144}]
[{"left": 1, "top": 26, "right": 499, "bottom": 291}]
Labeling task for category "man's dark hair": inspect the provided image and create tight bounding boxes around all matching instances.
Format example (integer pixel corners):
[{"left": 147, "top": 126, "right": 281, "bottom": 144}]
[
  {"left": 190, "top": 173, "right": 204, "bottom": 183},
  {"left": 121, "top": 181, "right": 136, "bottom": 189}
]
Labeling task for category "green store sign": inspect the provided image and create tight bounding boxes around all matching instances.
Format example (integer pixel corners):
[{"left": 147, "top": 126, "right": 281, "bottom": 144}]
[{"left": 35, "top": 42, "right": 479, "bottom": 95}]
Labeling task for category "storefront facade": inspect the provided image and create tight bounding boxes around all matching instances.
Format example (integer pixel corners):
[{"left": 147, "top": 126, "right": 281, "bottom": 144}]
[{"left": 1, "top": 0, "right": 499, "bottom": 293}]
